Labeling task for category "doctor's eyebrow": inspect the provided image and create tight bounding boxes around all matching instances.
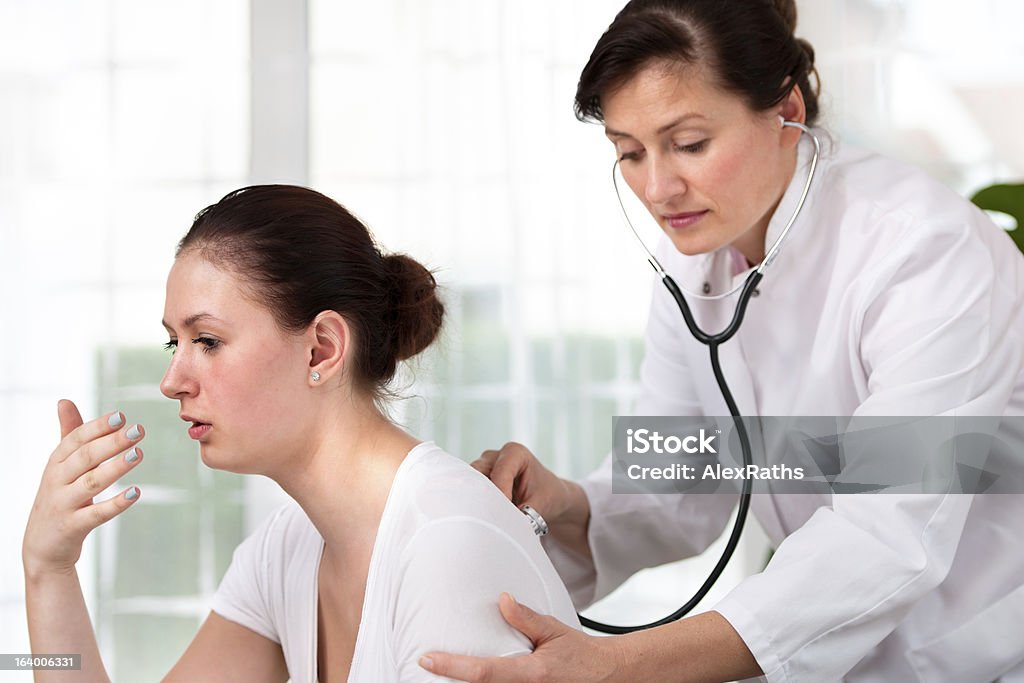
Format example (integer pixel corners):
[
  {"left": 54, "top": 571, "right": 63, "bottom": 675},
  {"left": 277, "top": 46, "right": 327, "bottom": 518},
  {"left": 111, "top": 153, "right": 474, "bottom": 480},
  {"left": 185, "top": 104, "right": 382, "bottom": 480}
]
[
  {"left": 161, "top": 313, "right": 223, "bottom": 331},
  {"left": 605, "top": 112, "right": 706, "bottom": 139}
]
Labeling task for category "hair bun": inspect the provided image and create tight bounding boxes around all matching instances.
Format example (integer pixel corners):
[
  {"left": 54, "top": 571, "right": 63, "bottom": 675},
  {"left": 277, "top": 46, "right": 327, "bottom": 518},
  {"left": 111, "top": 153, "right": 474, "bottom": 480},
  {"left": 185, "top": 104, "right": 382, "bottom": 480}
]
[
  {"left": 796, "top": 36, "right": 816, "bottom": 67},
  {"left": 770, "top": 1, "right": 819, "bottom": 100},
  {"left": 383, "top": 254, "right": 444, "bottom": 362}
]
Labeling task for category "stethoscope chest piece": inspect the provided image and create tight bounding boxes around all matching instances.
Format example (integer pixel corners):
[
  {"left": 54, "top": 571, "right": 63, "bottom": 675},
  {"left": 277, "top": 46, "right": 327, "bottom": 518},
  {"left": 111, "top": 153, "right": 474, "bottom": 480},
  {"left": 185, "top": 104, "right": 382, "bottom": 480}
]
[{"left": 520, "top": 505, "right": 549, "bottom": 536}]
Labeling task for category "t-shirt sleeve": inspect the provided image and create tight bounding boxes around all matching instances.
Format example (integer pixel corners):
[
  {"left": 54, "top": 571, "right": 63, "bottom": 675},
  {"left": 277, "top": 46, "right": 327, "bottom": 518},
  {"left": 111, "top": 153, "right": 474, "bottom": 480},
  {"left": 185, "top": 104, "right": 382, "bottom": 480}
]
[
  {"left": 390, "top": 517, "right": 576, "bottom": 682},
  {"left": 209, "top": 507, "right": 285, "bottom": 644}
]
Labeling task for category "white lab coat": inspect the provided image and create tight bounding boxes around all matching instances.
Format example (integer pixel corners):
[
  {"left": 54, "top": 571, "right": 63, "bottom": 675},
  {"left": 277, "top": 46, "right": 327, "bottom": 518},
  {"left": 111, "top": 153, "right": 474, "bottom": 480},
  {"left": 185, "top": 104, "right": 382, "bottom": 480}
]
[{"left": 545, "top": 134, "right": 1024, "bottom": 682}]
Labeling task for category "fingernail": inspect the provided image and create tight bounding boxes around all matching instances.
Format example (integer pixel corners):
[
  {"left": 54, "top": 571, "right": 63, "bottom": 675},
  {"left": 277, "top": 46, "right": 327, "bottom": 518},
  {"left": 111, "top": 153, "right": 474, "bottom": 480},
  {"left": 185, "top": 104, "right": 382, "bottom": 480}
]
[
  {"left": 419, "top": 656, "right": 433, "bottom": 670},
  {"left": 506, "top": 592, "right": 518, "bottom": 605},
  {"left": 126, "top": 424, "right": 142, "bottom": 440},
  {"left": 125, "top": 447, "right": 140, "bottom": 464},
  {"left": 125, "top": 487, "right": 139, "bottom": 501},
  {"left": 108, "top": 412, "right": 124, "bottom": 428}
]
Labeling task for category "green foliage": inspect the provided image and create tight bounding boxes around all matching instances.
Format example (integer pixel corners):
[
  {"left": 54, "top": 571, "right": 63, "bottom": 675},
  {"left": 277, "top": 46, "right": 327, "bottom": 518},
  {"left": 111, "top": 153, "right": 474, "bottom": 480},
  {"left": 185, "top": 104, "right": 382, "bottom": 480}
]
[{"left": 971, "top": 183, "right": 1024, "bottom": 252}]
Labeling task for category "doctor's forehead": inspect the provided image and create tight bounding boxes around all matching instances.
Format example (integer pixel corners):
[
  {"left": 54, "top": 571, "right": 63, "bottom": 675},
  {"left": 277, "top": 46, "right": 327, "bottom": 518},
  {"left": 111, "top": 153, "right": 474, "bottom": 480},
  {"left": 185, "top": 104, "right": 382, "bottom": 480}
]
[
  {"left": 605, "top": 111, "right": 707, "bottom": 140},
  {"left": 600, "top": 66, "right": 727, "bottom": 136}
]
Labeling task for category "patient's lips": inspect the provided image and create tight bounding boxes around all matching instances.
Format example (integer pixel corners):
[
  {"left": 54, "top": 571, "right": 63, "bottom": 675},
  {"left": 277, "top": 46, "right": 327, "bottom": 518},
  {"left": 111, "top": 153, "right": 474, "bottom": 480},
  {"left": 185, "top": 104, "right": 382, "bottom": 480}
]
[
  {"left": 181, "top": 413, "right": 212, "bottom": 440},
  {"left": 188, "top": 423, "right": 212, "bottom": 440}
]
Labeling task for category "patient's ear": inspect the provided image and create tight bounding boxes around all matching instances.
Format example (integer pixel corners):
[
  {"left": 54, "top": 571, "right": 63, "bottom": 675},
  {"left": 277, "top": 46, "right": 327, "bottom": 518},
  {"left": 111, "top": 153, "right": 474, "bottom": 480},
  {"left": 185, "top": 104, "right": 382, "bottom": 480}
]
[{"left": 307, "top": 311, "right": 349, "bottom": 384}]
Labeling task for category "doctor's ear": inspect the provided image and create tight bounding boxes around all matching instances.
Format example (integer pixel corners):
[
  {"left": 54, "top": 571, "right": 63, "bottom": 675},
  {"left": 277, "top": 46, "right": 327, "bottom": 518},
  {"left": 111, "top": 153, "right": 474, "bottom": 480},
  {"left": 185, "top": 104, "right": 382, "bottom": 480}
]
[
  {"left": 778, "top": 82, "right": 807, "bottom": 128},
  {"left": 307, "top": 311, "right": 350, "bottom": 384}
]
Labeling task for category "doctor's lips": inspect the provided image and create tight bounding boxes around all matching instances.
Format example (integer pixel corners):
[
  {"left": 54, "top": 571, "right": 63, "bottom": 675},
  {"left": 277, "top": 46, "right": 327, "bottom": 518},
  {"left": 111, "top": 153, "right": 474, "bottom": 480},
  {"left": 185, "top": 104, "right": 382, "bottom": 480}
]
[
  {"left": 663, "top": 210, "right": 709, "bottom": 229},
  {"left": 181, "top": 413, "right": 213, "bottom": 440}
]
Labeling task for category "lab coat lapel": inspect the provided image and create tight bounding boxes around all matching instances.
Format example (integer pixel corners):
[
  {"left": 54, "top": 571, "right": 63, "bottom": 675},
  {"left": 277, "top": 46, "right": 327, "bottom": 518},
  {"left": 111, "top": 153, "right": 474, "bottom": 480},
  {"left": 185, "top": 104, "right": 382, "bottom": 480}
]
[{"left": 716, "top": 335, "right": 759, "bottom": 416}]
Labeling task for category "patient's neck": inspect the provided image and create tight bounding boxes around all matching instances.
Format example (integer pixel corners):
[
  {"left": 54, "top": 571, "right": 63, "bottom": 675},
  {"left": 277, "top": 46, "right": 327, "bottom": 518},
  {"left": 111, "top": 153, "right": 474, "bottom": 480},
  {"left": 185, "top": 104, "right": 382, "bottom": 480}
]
[{"left": 271, "top": 399, "right": 420, "bottom": 561}]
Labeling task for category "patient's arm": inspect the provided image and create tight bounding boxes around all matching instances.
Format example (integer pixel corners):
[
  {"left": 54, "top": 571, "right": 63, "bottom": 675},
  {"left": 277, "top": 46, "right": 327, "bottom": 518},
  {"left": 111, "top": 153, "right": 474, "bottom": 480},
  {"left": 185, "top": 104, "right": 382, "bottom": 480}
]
[{"left": 163, "top": 612, "right": 288, "bottom": 683}]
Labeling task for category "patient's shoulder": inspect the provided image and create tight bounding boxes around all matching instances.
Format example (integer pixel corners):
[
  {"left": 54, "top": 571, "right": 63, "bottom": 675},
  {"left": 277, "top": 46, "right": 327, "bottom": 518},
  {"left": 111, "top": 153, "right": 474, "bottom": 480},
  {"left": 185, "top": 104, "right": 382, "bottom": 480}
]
[{"left": 396, "top": 443, "right": 530, "bottom": 529}]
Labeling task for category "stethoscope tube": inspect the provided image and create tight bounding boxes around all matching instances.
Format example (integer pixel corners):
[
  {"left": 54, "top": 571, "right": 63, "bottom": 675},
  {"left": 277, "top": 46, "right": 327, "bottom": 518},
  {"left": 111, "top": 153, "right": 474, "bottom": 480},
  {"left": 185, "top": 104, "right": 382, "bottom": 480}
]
[
  {"left": 578, "top": 271, "right": 759, "bottom": 634},
  {"left": 578, "top": 122, "right": 819, "bottom": 634}
]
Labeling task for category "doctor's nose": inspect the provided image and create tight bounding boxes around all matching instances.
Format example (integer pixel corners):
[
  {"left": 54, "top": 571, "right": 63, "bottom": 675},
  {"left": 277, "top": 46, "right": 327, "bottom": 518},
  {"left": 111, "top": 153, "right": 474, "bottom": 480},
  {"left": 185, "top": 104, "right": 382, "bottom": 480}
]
[
  {"left": 160, "top": 353, "right": 198, "bottom": 400},
  {"left": 643, "top": 156, "right": 687, "bottom": 206}
]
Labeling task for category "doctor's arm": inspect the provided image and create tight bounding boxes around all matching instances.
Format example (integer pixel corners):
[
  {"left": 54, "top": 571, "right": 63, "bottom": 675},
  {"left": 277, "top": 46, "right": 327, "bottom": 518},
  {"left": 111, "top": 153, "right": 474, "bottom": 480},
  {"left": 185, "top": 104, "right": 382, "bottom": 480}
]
[
  {"left": 712, "top": 220, "right": 1019, "bottom": 680},
  {"left": 421, "top": 598, "right": 761, "bottom": 683}
]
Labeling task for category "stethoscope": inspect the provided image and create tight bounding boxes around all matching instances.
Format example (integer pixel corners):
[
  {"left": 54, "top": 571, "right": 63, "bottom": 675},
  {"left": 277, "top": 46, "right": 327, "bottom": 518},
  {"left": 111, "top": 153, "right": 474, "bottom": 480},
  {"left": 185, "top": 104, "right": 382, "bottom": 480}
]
[{"left": 521, "top": 119, "right": 821, "bottom": 634}]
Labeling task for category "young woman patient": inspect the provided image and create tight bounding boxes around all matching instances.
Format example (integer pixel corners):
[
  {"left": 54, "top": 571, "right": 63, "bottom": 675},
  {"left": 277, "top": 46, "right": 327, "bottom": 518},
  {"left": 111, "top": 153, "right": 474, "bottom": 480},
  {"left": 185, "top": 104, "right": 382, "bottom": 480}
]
[{"left": 22, "top": 185, "right": 580, "bottom": 682}]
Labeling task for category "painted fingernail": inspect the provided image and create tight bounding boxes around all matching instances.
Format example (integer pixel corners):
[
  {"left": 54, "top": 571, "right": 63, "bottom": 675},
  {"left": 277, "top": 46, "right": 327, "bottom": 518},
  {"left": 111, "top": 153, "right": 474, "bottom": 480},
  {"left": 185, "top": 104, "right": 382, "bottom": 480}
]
[
  {"left": 125, "top": 447, "right": 140, "bottom": 464},
  {"left": 108, "top": 412, "right": 124, "bottom": 428},
  {"left": 126, "top": 424, "right": 142, "bottom": 440},
  {"left": 125, "top": 487, "right": 139, "bottom": 501}
]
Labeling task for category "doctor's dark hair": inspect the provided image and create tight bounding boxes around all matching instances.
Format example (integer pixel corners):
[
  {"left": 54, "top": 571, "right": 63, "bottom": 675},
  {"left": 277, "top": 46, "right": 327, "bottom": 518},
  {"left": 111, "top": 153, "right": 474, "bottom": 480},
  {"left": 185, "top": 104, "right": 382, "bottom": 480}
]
[
  {"left": 176, "top": 185, "right": 444, "bottom": 398},
  {"left": 574, "top": 0, "right": 821, "bottom": 126}
]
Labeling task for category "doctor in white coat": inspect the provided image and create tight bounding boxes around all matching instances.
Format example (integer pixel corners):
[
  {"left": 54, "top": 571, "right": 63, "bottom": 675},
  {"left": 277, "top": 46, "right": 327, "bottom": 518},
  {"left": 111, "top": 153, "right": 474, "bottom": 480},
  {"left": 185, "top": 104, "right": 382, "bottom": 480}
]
[{"left": 420, "top": 0, "right": 1024, "bottom": 682}]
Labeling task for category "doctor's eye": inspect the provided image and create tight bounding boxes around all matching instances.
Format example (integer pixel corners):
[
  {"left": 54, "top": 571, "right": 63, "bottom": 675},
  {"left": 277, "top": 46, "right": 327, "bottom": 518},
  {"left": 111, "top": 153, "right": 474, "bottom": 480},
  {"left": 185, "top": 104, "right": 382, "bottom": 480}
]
[
  {"left": 163, "top": 339, "right": 177, "bottom": 354},
  {"left": 618, "top": 150, "right": 643, "bottom": 162},
  {"left": 674, "top": 139, "right": 709, "bottom": 154}
]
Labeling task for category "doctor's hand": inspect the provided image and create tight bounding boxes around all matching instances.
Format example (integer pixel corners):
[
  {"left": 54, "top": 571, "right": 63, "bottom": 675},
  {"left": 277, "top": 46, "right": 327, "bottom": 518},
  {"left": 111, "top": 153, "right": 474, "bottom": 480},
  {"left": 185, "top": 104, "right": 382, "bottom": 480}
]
[
  {"left": 419, "top": 593, "right": 624, "bottom": 683},
  {"left": 472, "top": 442, "right": 587, "bottom": 533},
  {"left": 22, "top": 400, "right": 145, "bottom": 578}
]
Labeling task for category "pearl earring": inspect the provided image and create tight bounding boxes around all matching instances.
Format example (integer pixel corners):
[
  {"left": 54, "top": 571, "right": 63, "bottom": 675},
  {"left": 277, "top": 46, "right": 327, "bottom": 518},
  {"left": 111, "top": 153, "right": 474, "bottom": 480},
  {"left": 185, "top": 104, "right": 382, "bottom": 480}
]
[{"left": 311, "top": 371, "right": 321, "bottom": 382}]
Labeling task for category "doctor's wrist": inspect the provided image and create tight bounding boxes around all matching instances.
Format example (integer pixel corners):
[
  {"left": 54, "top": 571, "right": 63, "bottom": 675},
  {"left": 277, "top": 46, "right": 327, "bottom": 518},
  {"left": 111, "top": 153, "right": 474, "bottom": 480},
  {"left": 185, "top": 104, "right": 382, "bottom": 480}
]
[
  {"left": 615, "top": 612, "right": 762, "bottom": 683},
  {"left": 547, "top": 479, "right": 593, "bottom": 559},
  {"left": 556, "top": 479, "right": 590, "bottom": 525}
]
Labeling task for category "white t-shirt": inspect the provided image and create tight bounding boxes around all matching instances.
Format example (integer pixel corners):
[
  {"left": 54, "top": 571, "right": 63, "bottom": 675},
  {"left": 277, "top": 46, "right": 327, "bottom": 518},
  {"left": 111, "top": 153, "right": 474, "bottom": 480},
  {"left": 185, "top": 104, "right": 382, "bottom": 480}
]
[{"left": 211, "top": 442, "right": 580, "bottom": 683}]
